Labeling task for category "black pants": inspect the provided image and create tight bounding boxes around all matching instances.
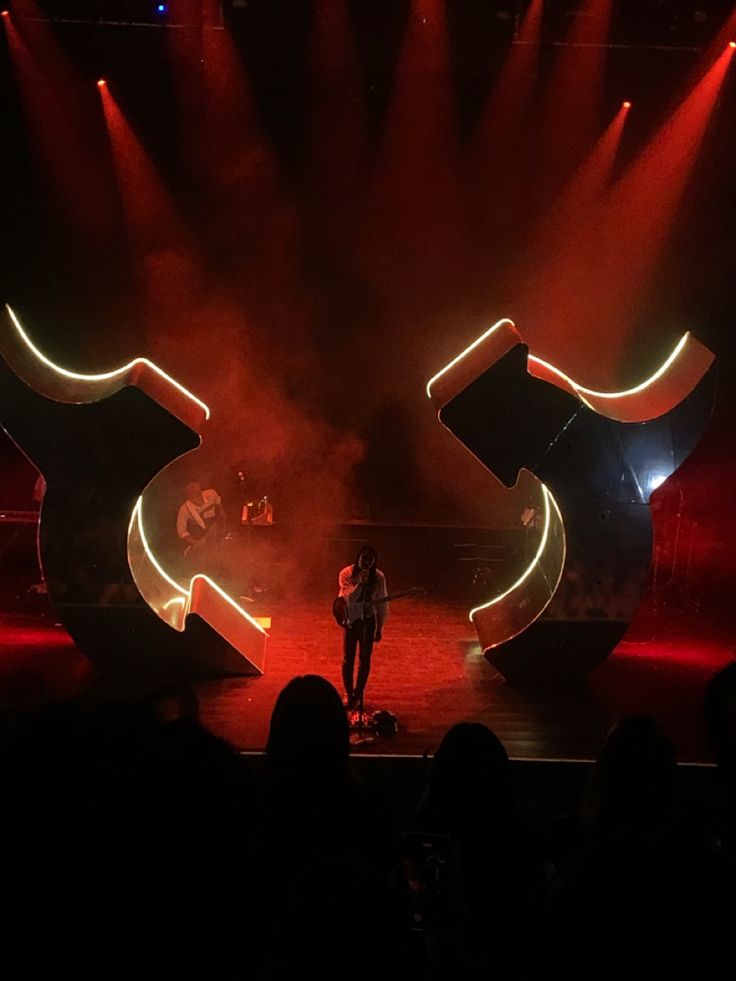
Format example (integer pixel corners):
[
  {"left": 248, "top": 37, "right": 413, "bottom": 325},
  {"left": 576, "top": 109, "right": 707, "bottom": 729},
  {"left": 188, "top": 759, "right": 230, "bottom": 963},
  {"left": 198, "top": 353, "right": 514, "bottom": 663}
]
[{"left": 342, "top": 616, "right": 375, "bottom": 701}]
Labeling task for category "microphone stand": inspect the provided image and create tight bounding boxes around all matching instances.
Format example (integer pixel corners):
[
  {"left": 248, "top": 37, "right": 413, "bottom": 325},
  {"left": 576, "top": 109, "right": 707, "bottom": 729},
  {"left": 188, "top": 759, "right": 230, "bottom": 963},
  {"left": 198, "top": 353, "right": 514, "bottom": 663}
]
[{"left": 358, "top": 615, "right": 367, "bottom": 736}]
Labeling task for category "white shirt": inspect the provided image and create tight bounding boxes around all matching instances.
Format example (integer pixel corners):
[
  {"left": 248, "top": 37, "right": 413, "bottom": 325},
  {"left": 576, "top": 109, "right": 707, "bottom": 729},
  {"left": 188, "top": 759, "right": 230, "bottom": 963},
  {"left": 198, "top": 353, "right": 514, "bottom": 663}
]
[
  {"left": 338, "top": 566, "right": 389, "bottom": 628},
  {"left": 176, "top": 489, "right": 221, "bottom": 540}
]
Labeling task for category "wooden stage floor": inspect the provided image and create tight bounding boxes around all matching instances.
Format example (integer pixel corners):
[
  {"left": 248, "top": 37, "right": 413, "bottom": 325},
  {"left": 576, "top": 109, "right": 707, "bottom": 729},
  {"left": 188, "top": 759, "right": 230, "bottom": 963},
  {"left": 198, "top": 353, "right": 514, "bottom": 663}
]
[{"left": 3, "top": 598, "right": 731, "bottom": 762}]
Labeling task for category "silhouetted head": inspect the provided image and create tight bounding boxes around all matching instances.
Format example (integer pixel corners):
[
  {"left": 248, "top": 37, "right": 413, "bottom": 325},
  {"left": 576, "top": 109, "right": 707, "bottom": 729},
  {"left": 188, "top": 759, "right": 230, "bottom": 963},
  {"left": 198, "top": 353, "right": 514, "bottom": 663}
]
[
  {"left": 427, "top": 723, "right": 511, "bottom": 826},
  {"left": 266, "top": 675, "right": 349, "bottom": 781},
  {"left": 352, "top": 545, "right": 378, "bottom": 589},
  {"left": 593, "top": 714, "right": 675, "bottom": 830},
  {"left": 185, "top": 481, "right": 203, "bottom": 504},
  {"left": 353, "top": 544, "right": 377, "bottom": 572}
]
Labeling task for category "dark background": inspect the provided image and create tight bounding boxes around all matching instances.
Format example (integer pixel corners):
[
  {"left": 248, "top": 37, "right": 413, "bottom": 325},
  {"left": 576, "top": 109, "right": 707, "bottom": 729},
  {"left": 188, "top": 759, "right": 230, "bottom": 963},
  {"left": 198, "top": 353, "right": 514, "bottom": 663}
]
[{"left": 1, "top": 1, "right": 735, "bottom": 634}]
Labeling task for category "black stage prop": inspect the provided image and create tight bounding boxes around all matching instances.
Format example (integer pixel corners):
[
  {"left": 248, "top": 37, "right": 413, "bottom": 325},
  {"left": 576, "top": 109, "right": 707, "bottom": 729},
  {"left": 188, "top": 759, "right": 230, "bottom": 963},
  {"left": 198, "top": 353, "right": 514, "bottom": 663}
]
[
  {"left": 430, "top": 322, "right": 716, "bottom": 680},
  {"left": 0, "top": 306, "right": 266, "bottom": 681}
]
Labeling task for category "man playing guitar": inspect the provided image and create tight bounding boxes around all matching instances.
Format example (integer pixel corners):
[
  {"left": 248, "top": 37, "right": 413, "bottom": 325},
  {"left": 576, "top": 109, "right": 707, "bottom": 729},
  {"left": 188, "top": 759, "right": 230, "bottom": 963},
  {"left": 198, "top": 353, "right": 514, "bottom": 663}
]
[
  {"left": 176, "top": 481, "right": 227, "bottom": 560},
  {"left": 338, "top": 544, "right": 388, "bottom": 711}
]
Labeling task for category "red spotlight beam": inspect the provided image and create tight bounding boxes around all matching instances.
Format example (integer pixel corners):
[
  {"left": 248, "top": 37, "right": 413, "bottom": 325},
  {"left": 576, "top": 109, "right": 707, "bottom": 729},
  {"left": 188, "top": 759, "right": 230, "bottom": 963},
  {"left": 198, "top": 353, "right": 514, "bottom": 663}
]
[
  {"left": 200, "top": 21, "right": 273, "bottom": 186},
  {"left": 516, "top": 42, "right": 734, "bottom": 384},
  {"left": 163, "top": 0, "right": 226, "bottom": 172},
  {"left": 2, "top": 10, "right": 116, "bottom": 238},
  {"left": 472, "top": 0, "right": 543, "bottom": 156},
  {"left": 538, "top": 0, "right": 614, "bottom": 179},
  {"left": 308, "top": 0, "right": 369, "bottom": 238},
  {"left": 533, "top": 100, "right": 631, "bottom": 251},
  {"left": 509, "top": 99, "right": 631, "bottom": 346},
  {"left": 97, "top": 82, "right": 202, "bottom": 311},
  {"left": 595, "top": 42, "right": 736, "bottom": 313},
  {"left": 358, "top": 0, "right": 467, "bottom": 300},
  {"left": 466, "top": 0, "right": 544, "bottom": 260}
]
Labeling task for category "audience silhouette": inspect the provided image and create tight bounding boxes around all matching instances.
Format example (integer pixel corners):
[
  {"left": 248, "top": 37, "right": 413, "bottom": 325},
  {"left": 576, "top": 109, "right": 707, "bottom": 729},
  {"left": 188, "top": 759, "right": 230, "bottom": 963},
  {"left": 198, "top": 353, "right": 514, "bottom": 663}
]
[
  {"left": 259, "top": 674, "right": 408, "bottom": 978},
  {"left": 0, "top": 668, "right": 733, "bottom": 978},
  {"left": 541, "top": 714, "right": 723, "bottom": 973},
  {"left": 0, "top": 686, "right": 255, "bottom": 973},
  {"left": 406, "top": 722, "right": 542, "bottom": 977}
]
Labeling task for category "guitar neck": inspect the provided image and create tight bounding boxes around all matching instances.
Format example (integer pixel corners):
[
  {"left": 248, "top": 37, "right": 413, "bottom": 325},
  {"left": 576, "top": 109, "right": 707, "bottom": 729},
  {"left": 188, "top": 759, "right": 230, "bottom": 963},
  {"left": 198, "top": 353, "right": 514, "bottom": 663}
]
[{"left": 370, "top": 589, "right": 415, "bottom": 605}]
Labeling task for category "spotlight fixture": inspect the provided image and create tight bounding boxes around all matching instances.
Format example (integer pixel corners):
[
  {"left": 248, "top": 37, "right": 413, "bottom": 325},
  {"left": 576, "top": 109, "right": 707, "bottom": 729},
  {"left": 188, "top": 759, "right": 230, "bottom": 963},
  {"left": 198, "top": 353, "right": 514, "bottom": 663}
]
[
  {"left": 97, "top": 79, "right": 107, "bottom": 88},
  {"left": 622, "top": 101, "right": 632, "bottom": 108},
  {"left": 729, "top": 41, "right": 736, "bottom": 49},
  {"left": 1, "top": 9, "right": 9, "bottom": 16}
]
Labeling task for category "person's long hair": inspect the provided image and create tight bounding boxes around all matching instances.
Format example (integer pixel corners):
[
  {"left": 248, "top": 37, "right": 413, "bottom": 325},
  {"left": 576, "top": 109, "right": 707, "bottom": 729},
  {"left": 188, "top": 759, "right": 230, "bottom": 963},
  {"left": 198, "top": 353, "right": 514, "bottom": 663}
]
[
  {"left": 425, "top": 722, "right": 512, "bottom": 832},
  {"left": 351, "top": 544, "right": 378, "bottom": 592},
  {"left": 266, "top": 675, "right": 349, "bottom": 784}
]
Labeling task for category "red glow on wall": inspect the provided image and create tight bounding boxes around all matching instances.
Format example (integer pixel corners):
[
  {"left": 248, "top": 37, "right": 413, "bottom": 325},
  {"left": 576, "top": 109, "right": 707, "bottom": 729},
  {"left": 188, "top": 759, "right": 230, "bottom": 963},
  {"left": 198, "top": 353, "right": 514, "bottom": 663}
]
[
  {"left": 473, "top": 0, "right": 543, "bottom": 154},
  {"left": 192, "top": 17, "right": 292, "bottom": 314},
  {"left": 589, "top": 41, "right": 736, "bottom": 342},
  {"left": 539, "top": 0, "right": 614, "bottom": 180},
  {"left": 554, "top": 101, "right": 630, "bottom": 217},
  {"left": 98, "top": 83, "right": 201, "bottom": 314},
  {"left": 510, "top": 101, "right": 631, "bottom": 376},
  {"left": 164, "top": 2, "right": 206, "bottom": 170},
  {"left": 509, "top": 41, "right": 733, "bottom": 386},
  {"left": 308, "top": 0, "right": 369, "bottom": 240},
  {"left": 466, "top": 0, "right": 545, "bottom": 276},
  {"left": 2, "top": 9, "right": 115, "bottom": 239},
  {"left": 358, "top": 0, "right": 466, "bottom": 301}
]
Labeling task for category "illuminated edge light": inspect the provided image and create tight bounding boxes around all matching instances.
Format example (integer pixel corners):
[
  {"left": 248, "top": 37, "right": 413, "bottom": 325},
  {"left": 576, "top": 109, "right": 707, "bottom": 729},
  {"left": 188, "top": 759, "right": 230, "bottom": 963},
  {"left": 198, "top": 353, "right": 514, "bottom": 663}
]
[
  {"left": 528, "top": 333, "right": 690, "bottom": 409},
  {"left": 425, "top": 318, "right": 515, "bottom": 399},
  {"left": 129, "top": 498, "right": 187, "bottom": 600},
  {"left": 469, "top": 482, "right": 563, "bottom": 624},
  {"left": 163, "top": 597, "right": 186, "bottom": 610},
  {"left": 5, "top": 305, "right": 210, "bottom": 420},
  {"left": 130, "top": 497, "right": 268, "bottom": 636}
]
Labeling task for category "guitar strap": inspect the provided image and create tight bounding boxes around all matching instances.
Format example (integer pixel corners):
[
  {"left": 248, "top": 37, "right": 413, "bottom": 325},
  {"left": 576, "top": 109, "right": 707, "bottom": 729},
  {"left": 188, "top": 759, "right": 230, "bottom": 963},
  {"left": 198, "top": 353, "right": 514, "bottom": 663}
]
[{"left": 186, "top": 500, "right": 207, "bottom": 530}]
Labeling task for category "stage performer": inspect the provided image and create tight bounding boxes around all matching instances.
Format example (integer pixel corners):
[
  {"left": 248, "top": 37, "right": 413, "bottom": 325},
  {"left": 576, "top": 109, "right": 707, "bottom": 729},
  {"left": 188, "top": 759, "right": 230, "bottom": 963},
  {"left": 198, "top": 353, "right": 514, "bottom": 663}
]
[
  {"left": 338, "top": 544, "right": 388, "bottom": 710},
  {"left": 176, "top": 481, "right": 226, "bottom": 560}
]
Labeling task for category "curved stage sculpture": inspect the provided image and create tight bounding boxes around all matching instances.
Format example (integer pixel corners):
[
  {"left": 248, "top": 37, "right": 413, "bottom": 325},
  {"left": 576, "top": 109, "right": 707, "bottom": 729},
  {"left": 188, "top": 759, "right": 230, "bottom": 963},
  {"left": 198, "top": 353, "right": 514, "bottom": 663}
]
[
  {"left": 0, "top": 304, "right": 267, "bottom": 680},
  {"left": 427, "top": 319, "right": 716, "bottom": 681}
]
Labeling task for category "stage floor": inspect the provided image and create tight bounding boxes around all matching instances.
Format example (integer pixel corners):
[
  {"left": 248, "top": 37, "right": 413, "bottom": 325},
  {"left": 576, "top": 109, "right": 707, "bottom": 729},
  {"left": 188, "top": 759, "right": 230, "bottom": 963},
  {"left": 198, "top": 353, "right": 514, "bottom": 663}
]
[{"left": 1, "top": 598, "right": 733, "bottom": 762}]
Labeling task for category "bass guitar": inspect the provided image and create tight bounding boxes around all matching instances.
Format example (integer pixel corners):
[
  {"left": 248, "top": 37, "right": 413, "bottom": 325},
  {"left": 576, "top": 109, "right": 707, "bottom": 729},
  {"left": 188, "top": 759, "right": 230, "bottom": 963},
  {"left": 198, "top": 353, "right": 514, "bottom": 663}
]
[{"left": 332, "top": 586, "right": 424, "bottom": 627}]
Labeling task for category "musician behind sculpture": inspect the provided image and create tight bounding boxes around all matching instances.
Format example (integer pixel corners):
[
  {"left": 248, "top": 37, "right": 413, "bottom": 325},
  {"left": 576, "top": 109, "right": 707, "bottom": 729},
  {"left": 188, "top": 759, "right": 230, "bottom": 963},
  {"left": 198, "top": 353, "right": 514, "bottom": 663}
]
[
  {"left": 338, "top": 544, "right": 389, "bottom": 711},
  {"left": 176, "top": 481, "right": 227, "bottom": 568}
]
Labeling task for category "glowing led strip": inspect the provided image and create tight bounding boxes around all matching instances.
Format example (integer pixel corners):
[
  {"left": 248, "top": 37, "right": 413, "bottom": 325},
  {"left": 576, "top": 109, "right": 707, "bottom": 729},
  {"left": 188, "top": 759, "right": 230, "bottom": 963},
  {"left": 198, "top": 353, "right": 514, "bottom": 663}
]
[
  {"left": 130, "top": 496, "right": 268, "bottom": 636},
  {"left": 469, "top": 482, "right": 561, "bottom": 622},
  {"left": 6, "top": 304, "right": 210, "bottom": 420},
  {"left": 425, "top": 318, "right": 515, "bottom": 399},
  {"left": 129, "top": 498, "right": 187, "bottom": 596},
  {"left": 528, "top": 333, "right": 690, "bottom": 409}
]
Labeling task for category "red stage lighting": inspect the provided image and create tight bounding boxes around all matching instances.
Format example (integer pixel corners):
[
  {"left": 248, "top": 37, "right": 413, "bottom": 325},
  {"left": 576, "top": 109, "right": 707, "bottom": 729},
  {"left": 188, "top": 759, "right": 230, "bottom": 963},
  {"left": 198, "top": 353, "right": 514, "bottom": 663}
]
[
  {"left": 729, "top": 41, "right": 736, "bottom": 49},
  {"left": 97, "top": 78, "right": 106, "bottom": 88},
  {"left": 623, "top": 101, "right": 632, "bottom": 108},
  {"left": 1, "top": 10, "right": 9, "bottom": 17}
]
